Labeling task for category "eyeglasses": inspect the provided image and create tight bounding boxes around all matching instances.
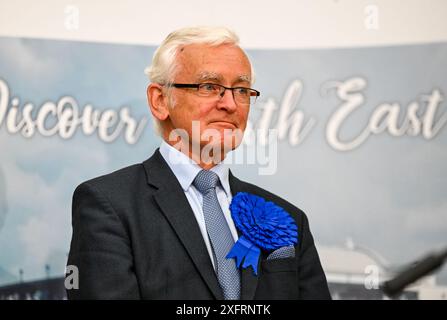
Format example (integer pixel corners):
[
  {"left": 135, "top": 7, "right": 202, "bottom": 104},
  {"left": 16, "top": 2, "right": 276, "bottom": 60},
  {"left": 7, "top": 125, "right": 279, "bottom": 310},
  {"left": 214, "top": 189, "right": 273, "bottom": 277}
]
[{"left": 169, "top": 83, "right": 260, "bottom": 105}]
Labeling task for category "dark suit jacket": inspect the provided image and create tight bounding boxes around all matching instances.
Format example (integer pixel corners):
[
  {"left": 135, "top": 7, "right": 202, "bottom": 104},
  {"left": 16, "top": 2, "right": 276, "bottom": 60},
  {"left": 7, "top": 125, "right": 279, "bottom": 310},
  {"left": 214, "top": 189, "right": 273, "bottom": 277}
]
[{"left": 66, "top": 149, "right": 331, "bottom": 300}]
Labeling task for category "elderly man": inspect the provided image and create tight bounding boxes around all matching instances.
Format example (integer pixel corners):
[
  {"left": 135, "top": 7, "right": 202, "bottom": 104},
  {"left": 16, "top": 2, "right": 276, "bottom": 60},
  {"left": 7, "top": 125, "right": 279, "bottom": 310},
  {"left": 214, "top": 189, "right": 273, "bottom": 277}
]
[{"left": 67, "top": 26, "right": 330, "bottom": 300}]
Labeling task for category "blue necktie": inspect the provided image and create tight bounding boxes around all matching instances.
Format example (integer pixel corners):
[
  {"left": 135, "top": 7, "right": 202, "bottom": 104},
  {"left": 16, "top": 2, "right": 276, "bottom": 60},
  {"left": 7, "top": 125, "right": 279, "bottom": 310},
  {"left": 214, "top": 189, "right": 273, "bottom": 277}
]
[{"left": 193, "top": 169, "right": 241, "bottom": 300}]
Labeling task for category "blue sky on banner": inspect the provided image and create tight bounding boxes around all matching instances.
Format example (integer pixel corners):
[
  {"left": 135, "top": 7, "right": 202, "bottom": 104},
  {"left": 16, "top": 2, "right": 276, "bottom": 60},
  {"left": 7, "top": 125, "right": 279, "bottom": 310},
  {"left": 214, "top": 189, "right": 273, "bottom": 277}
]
[{"left": 0, "top": 37, "right": 446, "bottom": 284}]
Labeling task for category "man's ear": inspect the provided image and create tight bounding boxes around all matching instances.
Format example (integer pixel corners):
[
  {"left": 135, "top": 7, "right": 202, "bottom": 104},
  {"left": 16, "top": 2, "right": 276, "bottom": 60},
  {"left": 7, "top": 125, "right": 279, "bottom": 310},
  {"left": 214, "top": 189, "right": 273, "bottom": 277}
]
[{"left": 147, "top": 83, "right": 169, "bottom": 121}]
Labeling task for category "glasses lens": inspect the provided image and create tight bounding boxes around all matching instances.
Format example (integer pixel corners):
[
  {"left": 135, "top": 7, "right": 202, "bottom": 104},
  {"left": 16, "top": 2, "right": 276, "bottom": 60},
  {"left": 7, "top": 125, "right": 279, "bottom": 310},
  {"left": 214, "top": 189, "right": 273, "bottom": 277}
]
[
  {"left": 197, "top": 84, "right": 259, "bottom": 105},
  {"left": 197, "top": 83, "right": 221, "bottom": 96},
  {"left": 234, "top": 88, "right": 259, "bottom": 105}
]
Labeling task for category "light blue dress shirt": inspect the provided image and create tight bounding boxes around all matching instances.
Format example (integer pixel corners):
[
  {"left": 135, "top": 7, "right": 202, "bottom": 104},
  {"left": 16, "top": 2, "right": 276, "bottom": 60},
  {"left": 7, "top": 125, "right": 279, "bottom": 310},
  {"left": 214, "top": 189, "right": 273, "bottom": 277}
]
[{"left": 159, "top": 141, "right": 239, "bottom": 270}]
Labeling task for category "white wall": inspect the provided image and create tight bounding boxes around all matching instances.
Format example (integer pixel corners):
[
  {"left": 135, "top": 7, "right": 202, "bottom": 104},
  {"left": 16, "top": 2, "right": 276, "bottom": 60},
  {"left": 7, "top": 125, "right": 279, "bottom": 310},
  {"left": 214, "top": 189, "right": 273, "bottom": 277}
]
[{"left": 1, "top": 0, "right": 447, "bottom": 48}]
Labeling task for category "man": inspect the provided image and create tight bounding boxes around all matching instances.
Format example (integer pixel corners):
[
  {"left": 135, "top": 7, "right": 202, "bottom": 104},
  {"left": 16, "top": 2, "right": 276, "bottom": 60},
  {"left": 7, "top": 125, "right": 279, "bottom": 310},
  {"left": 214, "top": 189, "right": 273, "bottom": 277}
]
[{"left": 67, "top": 26, "right": 331, "bottom": 300}]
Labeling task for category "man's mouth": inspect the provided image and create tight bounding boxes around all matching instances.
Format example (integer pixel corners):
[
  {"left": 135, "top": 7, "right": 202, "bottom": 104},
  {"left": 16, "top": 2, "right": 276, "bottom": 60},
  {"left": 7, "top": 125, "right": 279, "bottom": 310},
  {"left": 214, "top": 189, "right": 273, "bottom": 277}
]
[{"left": 208, "top": 121, "right": 237, "bottom": 129}]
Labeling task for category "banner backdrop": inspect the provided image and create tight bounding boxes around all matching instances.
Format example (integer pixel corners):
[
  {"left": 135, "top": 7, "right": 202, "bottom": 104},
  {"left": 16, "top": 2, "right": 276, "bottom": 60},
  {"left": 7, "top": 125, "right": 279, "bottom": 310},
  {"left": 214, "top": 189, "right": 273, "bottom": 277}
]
[{"left": 0, "top": 37, "right": 446, "bottom": 292}]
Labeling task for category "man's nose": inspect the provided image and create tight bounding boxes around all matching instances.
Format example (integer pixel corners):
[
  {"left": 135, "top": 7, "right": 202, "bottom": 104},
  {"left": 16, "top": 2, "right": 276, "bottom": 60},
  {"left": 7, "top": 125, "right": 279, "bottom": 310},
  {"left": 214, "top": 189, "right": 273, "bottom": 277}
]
[{"left": 217, "top": 89, "right": 237, "bottom": 112}]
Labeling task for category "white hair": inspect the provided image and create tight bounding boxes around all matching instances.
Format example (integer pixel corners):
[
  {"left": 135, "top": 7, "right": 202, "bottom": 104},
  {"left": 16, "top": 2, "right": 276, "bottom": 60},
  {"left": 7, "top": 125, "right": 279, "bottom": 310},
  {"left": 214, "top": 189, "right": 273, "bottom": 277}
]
[{"left": 144, "top": 26, "right": 255, "bottom": 135}]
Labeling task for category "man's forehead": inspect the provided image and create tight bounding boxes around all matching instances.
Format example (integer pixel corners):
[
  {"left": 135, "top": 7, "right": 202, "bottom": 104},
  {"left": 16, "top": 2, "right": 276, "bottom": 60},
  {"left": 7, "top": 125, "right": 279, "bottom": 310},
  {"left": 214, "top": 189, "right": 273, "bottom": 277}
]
[
  {"left": 177, "top": 43, "right": 249, "bottom": 64},
  {"left": 195, "top": 71, "right": 251, "bottom": 83},
  {"left": 175, "top": 43, "right": 252, "bottom": 82}
]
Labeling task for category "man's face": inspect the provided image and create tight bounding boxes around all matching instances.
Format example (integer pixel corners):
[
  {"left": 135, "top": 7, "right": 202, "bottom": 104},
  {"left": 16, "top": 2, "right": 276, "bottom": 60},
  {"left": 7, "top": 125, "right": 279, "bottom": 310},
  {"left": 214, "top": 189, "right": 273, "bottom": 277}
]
[{"left": 163, "top": 43, "right": 252, "bottom": 155}]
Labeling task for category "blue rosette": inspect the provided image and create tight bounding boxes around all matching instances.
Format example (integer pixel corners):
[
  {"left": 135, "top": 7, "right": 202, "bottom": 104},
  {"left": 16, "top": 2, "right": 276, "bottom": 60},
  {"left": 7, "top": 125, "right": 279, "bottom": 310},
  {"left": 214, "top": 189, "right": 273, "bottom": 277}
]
[{"left": 226, "top": 192, "right": 298, "bottom": 275}]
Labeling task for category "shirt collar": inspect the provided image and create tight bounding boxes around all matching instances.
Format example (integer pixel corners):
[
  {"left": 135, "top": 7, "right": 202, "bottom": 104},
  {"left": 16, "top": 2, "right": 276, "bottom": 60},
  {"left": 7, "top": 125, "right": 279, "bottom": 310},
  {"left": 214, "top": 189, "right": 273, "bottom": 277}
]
[{"left": 159, "top": 140, "right": 232, "bottom": 197}]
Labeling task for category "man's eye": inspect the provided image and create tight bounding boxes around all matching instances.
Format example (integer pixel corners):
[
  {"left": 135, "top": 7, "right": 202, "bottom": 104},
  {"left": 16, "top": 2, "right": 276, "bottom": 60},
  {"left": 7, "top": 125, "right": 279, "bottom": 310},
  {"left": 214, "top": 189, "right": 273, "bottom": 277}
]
[
  {"left": 201, "top": 84, "right": 217, "bottom": 91},
  {"left": 236, "top": 87, "right": 249, "bottom": 95}
]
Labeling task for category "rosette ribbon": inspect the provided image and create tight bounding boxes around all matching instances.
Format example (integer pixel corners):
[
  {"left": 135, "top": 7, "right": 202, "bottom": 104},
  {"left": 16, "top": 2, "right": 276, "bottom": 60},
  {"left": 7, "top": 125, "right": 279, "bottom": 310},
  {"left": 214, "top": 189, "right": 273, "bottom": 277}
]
[
  {"left": 226, "top": 236, "right": 261, "bottom": 274},
  {"left": 226, "top": 192, "right": 298, "bottom": 276}
]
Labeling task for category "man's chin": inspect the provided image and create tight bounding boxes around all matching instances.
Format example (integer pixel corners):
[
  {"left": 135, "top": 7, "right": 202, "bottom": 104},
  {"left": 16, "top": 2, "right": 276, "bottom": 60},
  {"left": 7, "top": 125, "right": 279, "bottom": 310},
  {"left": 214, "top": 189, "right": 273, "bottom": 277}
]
[{"left": 198, "top": 140, "right": 233, "bottom": 152}]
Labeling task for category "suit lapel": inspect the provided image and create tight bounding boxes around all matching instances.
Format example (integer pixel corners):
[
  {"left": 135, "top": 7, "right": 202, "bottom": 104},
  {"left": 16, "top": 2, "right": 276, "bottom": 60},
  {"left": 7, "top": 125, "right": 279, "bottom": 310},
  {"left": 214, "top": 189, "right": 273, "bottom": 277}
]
[
  {"left": 229, "top": 170, "right": 259, "bottom": 300},
  {"left": 143, "top": 150, "right": 223, "bottom": 300}
]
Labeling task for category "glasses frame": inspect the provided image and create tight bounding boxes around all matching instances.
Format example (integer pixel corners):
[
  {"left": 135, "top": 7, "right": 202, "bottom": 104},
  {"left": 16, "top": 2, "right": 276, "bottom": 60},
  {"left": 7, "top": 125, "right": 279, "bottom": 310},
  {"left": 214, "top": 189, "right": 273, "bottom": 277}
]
[{"left": 168, "top": 83, "right": 260, "bottom": 105}]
